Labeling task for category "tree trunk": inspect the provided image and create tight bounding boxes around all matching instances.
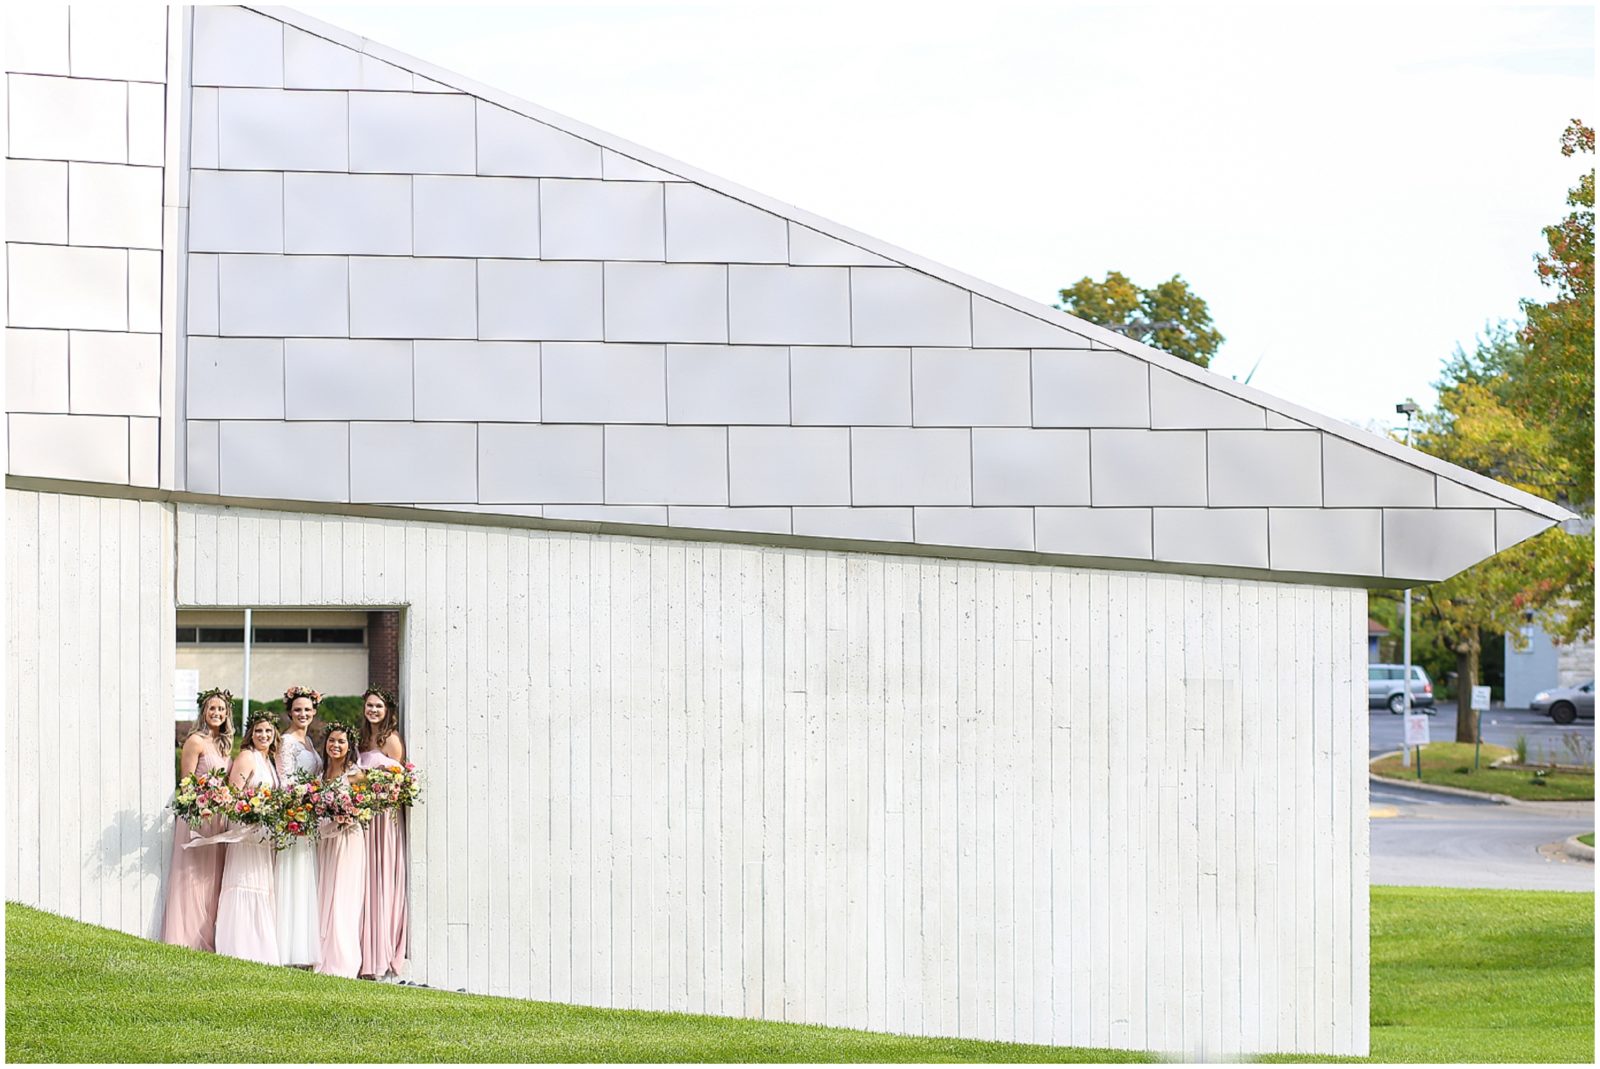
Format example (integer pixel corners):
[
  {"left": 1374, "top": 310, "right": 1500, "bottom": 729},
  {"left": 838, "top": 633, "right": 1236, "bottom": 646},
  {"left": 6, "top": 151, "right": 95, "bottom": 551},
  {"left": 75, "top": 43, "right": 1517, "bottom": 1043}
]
[{"left": 1454, "top": 635, "right": 1481, "bottom": 743}]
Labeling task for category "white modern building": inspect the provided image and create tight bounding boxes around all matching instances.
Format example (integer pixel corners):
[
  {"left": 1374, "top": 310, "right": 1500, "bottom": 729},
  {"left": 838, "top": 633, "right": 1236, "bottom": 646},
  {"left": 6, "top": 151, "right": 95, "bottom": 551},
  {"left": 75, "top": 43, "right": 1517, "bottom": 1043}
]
[{"left": 3, "top": 6, "right": 1573, "bottom": 1057}]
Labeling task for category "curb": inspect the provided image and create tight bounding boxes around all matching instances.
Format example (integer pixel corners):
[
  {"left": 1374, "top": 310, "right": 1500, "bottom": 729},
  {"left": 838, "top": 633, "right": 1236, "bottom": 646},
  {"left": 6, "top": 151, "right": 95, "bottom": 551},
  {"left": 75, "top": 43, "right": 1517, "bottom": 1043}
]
[
  {"left": 1564, "top": 835, "right": 1596, "bottom": 862},
  {"left": 1369, "top": 770, "right": 1512, "bottom": 805},
  {"left": 1369, "top": 752, "right": 1595, "bottom": 809},
  {"left": 1370, "top": 751, "right": 1514, "bottom": 804}
]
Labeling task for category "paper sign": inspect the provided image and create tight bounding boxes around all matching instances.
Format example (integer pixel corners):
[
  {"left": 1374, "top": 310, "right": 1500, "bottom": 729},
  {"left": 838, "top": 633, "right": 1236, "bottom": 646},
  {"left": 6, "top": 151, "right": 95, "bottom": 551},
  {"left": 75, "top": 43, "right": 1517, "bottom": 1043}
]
[
  {"left": 1404, "top": 713, "right": 1430, "bottom": 748},
  {"left": 174, "top": 668, "right": 200, "bottom": 719},
  {"left": 1470, "top": 685, "right": 1491, "bottom": 712}
]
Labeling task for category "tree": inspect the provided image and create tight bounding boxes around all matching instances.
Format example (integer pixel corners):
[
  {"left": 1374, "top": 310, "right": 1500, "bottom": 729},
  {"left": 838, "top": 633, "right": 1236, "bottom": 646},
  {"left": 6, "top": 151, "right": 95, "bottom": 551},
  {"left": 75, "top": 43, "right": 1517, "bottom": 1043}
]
[
  {"left": 1056, "top": 270, "right": 1224, "bottom": 367},
  {"left": 1404, "top": 121, "right": 1595, "bottom": 743}
]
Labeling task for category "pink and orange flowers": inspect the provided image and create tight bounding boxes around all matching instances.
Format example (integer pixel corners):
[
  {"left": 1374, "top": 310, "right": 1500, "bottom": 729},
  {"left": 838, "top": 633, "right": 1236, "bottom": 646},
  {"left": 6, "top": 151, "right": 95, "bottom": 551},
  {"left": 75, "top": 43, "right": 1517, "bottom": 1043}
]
[
  {"left": 276, "top": 778, "right": 320, "bottom": 848},
  {"left": 363, "top": 762, "right": 422, "bottom": 811},
  {"left": 313, "top": 775, "right": 376, "bottom": 833},
  {"left": 172, "top": 768, "right": 233, "bottom": 829},
  {"left": 230, "top": 782, "right": 286, "bottom": 846}
]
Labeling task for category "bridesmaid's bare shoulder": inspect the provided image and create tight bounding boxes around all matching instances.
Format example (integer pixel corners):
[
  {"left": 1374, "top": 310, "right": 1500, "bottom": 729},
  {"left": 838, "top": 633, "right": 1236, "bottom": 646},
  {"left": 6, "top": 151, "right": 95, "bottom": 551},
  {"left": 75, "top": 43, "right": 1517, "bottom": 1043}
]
[{"left": 381, "top": 732, "right": 406, "bottom": 762}]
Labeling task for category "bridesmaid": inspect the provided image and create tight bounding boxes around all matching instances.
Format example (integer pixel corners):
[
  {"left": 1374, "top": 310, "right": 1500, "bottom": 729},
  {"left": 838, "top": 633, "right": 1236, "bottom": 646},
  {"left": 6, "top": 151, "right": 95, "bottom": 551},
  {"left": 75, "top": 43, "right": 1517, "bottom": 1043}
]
[
  {"left": 314, "top": 723, "right": 367, "bottom": 978},
  {"left": 275, "top": 686, "right": 324, "bottom": 968},
  {"left": 356, "top": 686, "right": 408, "bottom": 979},
  {"left": 160, "top": 688, "right": 233, "bottom": 950},
  {"left": 215, "top": 711, "right": 282, "bottom": 965}
]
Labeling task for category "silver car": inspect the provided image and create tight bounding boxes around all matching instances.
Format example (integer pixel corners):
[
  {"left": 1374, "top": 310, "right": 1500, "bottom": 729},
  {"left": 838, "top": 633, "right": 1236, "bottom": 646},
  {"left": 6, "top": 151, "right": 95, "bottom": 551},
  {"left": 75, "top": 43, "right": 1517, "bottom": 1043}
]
[
  {"left": 1368, "top": 663, "right": 1435, "bottom": 715},
  {"left": 1530, "top": 681, "right": 1594, "bottom": 724}
]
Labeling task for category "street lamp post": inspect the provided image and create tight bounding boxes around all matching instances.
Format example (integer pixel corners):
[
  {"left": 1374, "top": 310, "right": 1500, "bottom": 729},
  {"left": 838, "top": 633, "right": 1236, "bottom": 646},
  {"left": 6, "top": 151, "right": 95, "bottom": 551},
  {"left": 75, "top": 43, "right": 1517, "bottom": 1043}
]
[{"left": 1396, "top": 402, "right": 1419, "bottom": 771}]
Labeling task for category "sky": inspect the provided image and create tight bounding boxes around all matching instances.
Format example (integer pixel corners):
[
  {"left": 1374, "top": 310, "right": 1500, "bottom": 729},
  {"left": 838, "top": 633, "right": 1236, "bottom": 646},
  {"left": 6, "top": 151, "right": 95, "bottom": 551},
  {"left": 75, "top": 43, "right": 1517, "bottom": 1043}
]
[{"left": 305, "top": 2, "right": 1594, "bottom": 432}]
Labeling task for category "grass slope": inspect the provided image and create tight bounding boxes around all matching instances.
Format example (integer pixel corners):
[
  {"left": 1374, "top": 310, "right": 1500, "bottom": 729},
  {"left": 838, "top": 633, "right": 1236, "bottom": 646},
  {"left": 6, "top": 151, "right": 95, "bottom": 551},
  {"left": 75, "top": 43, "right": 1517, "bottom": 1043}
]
[
  {"left": 2, "top": 904, "right": 1139, "bottom": 1064},
  {"left": 7, "top": 888, "right": 1595, "bottom": 1063},
  {"left": 1371, "top": 742, "right": 1595, "bottom": 801}
]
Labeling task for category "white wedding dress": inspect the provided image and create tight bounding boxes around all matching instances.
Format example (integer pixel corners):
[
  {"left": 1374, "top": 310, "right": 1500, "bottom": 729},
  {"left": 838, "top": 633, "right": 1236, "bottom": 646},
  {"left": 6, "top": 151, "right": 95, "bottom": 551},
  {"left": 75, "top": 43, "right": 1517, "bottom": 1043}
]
[{"left": 275, "top": 734, "right": 324, "bottom": 966}]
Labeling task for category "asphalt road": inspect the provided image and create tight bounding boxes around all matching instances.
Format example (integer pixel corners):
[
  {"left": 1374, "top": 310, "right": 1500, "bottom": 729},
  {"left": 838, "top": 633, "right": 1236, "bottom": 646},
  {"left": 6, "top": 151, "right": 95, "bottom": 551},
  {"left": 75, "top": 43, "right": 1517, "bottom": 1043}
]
[
  {"left": 1368, "top": 701, "right": 1595, "bottom": 766},
  {"left": 1369, "top": 778, "right": 1594, "bottom": 891}
]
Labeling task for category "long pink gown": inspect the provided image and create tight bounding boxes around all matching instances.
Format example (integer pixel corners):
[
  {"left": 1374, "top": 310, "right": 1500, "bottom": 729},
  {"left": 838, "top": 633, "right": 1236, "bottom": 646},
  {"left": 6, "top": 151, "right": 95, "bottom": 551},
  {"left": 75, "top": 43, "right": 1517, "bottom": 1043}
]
[
  {"left": 358, "top": 747, "right": 409, "bottom": 978},
  {"left": 160, "top": 745, "right": 230, "bottom": 950},
  {"left": 314, "top": 767, "right": 368, "bottom": 978},
  {"left": 214, "top": 753, "right": 282, "bottom": 965}
]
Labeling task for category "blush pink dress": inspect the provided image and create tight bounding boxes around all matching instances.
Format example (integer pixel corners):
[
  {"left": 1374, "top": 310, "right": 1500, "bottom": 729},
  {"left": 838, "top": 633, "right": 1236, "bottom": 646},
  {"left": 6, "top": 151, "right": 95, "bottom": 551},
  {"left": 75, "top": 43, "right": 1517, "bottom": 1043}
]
[
  {"left": 160, "top": 743, "right": 230, "bottom": 950},
  {"left": 314, "top": 766, "right": 368, "bottom": 978},
  {"left": 214, "top": 752, "right": 282, "bottom": 965},
  {"left": 358, "top": 746, "right": 409, "bottom": 978}
]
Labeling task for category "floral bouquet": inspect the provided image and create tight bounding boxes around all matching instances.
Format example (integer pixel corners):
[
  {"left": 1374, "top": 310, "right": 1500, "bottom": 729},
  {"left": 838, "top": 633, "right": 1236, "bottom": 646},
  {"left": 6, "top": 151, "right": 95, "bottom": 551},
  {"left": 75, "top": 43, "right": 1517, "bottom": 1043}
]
[
  {"left": 363, "top": 762, "right": 422, "bottom": 811},
  {"left": 172, "top": 768, "right": 233, "bottom": 829},
  {"left": 228, "top": 782, "right": 286, "bottom": 846},
  {"left": 276, "top": 778, "right": 321, "bottom": 849},
  {"left": 314, "top": 774, "right": 376, "bottom": 834}
]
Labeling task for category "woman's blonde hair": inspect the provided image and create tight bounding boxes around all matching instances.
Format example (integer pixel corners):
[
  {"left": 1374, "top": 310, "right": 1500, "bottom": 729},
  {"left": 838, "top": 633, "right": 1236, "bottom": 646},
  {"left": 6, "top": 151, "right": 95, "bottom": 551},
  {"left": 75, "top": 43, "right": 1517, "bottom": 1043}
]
[{"left": 188, "top": 689, "right": 235, "bottom": 758}]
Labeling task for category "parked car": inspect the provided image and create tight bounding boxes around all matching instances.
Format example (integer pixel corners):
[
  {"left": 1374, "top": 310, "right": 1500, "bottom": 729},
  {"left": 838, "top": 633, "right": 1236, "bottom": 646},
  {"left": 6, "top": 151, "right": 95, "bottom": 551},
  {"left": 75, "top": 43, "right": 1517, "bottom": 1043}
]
[
  {"left": 1367, "top": 664, "right": 1435, "bottom": 714},
  {"left": 1530, "top": 681, "right": 1594, "bottom": 724}
]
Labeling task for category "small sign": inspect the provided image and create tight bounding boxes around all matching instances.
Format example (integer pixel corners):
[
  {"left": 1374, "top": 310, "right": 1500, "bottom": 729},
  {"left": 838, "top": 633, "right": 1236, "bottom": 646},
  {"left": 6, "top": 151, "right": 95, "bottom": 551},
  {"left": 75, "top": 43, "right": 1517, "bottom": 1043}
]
[
  {"left": 174, "top": 668, "right": 200, "bottom": 719},
  {"left": 1404, "top": 713, "right": 1431, "bottom": 748},
  {"left": 1470, "top": 685, "right": 1491, "bottom": 712}
]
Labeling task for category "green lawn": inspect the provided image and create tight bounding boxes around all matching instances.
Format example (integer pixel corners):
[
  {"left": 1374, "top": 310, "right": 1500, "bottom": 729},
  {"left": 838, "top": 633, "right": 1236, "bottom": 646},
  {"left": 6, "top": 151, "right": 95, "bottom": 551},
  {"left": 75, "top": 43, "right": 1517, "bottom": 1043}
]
[
  {"left": 1580, "top": 833, "right": 1595, "bottom": 848},
  {"left": 1371, "top": 743, "right": 1595, "bottom": 801},
  {"left": 6, "top": 888, "right": 1594, "bottom": 1063}
]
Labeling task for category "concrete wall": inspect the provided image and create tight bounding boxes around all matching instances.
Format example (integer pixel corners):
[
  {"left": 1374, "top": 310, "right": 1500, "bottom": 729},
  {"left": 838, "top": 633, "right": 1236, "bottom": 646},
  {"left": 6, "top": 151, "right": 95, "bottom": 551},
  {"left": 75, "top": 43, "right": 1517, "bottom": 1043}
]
[
  {"left": 5, "top": 489, "right": 175, "bottom": 939},
  {"left": 5, "top": 8, "right": 178, "bottom": 488},
  {"left": 171, "top": 497, "right": 1369, "bottom": 1057},
  {"left": 174, "top": 646, "right": 369, "bottom": 704}
]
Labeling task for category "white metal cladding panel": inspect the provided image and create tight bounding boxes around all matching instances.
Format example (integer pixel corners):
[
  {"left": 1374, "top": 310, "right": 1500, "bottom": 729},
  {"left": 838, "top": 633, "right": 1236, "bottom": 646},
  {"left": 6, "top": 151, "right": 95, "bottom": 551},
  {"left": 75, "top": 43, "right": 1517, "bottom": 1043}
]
[
  {"left": 178, "top": 6, "right": 1562, "bottom": 584},
  {"left": 174, "top": 501, "right": 1368, "bottom": 1057},
  {"left": 5, "top": 489, "right": 176, "bottom": 938},
  {"left": 6, "top": 8, "right": 175, "bottom": 487}
]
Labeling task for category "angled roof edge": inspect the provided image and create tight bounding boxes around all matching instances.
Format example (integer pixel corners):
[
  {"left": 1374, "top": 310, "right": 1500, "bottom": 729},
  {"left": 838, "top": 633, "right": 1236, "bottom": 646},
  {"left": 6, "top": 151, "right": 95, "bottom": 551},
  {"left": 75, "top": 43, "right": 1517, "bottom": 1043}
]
[{"left": 256, "top": 5, "right": 1574, "bottom": 524}]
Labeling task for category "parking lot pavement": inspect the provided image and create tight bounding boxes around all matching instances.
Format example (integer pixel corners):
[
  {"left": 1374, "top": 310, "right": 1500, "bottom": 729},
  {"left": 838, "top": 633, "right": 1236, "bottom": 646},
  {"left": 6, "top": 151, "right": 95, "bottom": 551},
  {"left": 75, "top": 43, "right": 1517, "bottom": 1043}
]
[
  {"left": 1366, "top": 707, "right": 1594, "bottom": 890},
  {"left": 1369, "top": 781, "right": 1594, "bottom": 891},
  {"left": 1369, "top": 702, "right": 1595, "bottom": 766}
]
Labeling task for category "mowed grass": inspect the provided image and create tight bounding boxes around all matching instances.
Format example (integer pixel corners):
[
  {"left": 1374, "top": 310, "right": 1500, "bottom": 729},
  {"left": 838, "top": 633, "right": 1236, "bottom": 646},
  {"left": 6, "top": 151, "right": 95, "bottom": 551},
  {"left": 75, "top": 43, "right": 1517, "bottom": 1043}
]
[
  {"left": 1, "top": 903, "right": 1139, "bottom": 1064},
  {"left": 1579, "top": 833, "right": 1595, "bottom": 848},
  {"left": 6, "top": 888, "right": 1594, "bottom": 1063},
  {"left": 1371, "top": 742, "right": 1595, "bottom": 801},
  {"left": 1264, "top": 887, "right": 1594, "bottom": 1064}
]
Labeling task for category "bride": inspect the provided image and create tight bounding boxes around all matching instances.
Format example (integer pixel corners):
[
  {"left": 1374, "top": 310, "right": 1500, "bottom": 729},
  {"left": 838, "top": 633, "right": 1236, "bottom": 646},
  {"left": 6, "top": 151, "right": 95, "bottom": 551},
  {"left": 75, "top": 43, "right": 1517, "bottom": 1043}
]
[{"left": 275, "top": 686, "right": 324, "bottom": 968}]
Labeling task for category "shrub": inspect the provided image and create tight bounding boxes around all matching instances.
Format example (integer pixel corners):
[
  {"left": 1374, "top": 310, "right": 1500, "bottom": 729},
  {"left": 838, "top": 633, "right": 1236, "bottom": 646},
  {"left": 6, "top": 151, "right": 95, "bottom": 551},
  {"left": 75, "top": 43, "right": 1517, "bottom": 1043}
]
[
  {"left": 206, "top": 695, "right": 366, "bottom": 743},
  {"left": 1515, "top": 733, "right": 1529, "bottom": 765}
]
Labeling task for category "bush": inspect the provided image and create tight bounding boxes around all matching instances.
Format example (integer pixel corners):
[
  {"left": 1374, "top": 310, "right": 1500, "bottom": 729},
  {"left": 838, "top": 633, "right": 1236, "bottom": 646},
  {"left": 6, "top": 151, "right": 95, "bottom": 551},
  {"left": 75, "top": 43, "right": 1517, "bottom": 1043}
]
[
  {"left": 1515, "top": 733, "right": 1529, "bottom": 765},
  {"left": 315, "top": 695, "right": 366, "bottom": 740}
]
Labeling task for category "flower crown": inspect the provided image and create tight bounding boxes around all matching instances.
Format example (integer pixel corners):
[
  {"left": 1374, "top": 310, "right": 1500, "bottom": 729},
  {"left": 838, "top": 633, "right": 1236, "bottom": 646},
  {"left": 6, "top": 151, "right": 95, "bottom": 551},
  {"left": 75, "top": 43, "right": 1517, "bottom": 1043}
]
[
  {"left": 283, "top": 684, "right": 322, "bottom": 707},
  {"left": 196, "top": 687, "right": 234, "bottom": 710},
  {"left": 244, "top": 709, "right": 279, "bottom": 734},
  {"left": 363, "top": 685, "right": 396, "bottom": 712}
]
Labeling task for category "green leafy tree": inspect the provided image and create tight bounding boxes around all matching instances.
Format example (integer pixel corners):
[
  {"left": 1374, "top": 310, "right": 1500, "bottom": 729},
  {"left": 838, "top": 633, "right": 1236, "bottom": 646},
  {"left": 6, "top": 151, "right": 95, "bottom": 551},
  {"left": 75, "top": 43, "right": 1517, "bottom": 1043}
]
[
  {"left": 1056, "top": 270, "right": 1224, "bottom": 367},
  {"left": 1398, "top": 121, "right": 1595, "bottom": 743}
]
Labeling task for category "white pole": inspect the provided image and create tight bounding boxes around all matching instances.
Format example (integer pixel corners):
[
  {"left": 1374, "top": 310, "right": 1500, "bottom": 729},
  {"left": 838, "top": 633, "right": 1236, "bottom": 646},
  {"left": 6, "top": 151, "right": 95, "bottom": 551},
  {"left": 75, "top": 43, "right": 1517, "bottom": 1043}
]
[
  {"left": 1400, "top": 406, "right": 1415, "bottom": 769},
  {"left": 1402, "top": 588, "right": 1413, "bottom": 767},
  {"left": 241, "top": 607, "right": 253, "bottom": 737}
]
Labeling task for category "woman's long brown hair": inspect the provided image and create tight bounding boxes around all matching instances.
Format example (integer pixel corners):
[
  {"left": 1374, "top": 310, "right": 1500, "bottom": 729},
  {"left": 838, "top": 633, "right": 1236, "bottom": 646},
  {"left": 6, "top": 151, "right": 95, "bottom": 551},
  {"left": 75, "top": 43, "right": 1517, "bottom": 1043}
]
[
  {"left": 321, "top": 723, "right": 356, "bottom": 778},
  {"left": 357, "top": 687, "right": 400, "bottom": 754}
]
